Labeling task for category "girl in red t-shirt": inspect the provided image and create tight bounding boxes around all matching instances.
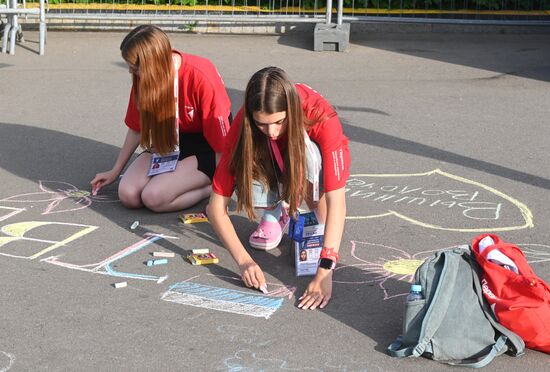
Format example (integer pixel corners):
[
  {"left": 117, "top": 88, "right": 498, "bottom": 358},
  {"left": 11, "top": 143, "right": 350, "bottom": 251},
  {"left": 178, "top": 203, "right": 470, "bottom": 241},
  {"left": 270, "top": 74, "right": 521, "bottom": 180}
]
[
  {"left": 208, "top": 67, "right": 350, "bottom": 310},
  {"left": 90, "top": 25, "right": 231, "bottom": 212}
]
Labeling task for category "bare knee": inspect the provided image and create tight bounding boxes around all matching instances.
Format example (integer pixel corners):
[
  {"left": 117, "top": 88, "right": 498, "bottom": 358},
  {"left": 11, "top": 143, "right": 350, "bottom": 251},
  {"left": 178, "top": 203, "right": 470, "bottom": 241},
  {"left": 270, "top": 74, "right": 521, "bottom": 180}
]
[
  {"left": 141, "top": 187, "right": 167, "bottom": 212},
  {"left": 118, "top": 184, "right": 143, "bottom": 209}
]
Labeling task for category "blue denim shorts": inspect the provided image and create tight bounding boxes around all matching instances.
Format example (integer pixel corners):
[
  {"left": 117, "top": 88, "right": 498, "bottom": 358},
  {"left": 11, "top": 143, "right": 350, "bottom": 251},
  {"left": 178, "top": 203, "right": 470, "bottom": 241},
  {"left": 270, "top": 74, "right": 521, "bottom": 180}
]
[{"left": 250, "top": 140, "right": 323, "bottom": 208}]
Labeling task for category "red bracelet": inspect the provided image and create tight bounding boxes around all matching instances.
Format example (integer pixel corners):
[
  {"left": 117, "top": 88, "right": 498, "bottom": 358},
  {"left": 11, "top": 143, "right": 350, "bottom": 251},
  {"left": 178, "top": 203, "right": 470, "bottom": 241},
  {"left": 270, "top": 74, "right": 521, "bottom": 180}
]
[{"left": 320, "top": 247, "right": 340, "bottom": 263}]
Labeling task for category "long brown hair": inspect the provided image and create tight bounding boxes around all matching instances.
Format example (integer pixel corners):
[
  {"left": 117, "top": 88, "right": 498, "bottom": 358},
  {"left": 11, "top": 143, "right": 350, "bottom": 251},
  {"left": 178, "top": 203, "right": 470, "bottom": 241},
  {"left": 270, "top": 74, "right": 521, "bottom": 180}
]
[
  {"left": 120, "top": 25, "right": 176, "bottom": 155},
  {"left": 230, "top": 67, "right": 308, "bottom": 220}
]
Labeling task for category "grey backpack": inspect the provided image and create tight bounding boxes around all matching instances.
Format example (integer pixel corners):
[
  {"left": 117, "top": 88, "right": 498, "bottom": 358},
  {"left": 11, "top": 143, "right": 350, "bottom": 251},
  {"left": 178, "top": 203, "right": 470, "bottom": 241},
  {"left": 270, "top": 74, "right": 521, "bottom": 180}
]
[{"left": 387, "top": 246, "right": 524, "bottom": 367}]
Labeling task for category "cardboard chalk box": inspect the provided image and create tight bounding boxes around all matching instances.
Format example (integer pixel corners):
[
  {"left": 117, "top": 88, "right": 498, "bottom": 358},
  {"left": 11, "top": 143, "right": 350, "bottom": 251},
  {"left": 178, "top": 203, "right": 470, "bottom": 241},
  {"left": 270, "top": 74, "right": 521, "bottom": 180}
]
[{"left": 289, "top": 211, "right": 325, "bottom": 276}]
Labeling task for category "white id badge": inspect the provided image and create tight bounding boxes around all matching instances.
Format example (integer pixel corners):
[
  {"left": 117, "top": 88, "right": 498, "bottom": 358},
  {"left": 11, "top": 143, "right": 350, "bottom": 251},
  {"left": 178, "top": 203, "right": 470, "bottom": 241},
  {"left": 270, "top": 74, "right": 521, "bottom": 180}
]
[{"left": 147, "top": 151, "right": 180, "bottom": 176}]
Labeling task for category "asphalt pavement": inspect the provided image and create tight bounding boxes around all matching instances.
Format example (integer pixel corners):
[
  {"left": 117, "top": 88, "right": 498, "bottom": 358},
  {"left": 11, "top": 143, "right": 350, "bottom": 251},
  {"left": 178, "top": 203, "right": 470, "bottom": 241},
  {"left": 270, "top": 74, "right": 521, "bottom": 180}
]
[{"left": 1, "top": 29, "right": 549, "bottom": 371}]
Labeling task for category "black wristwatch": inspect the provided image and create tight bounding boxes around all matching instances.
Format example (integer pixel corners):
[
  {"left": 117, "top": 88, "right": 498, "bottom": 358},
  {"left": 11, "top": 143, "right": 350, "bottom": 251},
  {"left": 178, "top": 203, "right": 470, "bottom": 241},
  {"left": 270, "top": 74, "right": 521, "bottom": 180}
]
[{"left": 318, "top": 258, "right": 336, "bottom": 270}]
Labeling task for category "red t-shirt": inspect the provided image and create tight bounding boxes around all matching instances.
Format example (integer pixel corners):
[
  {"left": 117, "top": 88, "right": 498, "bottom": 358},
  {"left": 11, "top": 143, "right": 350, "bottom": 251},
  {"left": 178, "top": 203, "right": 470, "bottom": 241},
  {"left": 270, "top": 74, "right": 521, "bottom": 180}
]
[
  {"left": 124, "top": 51, "right": 231, "bottom": 153},
  {"left": 212, "top": 83, "right": 350, "bottom": 196}
]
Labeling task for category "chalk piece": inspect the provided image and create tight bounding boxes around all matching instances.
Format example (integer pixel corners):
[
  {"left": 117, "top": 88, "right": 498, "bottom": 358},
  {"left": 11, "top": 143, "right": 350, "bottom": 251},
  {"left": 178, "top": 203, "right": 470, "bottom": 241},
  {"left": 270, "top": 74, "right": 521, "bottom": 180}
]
[
  {"left": 113, "top": 281, "right": 127, "bottom": 289},
  {"left": 259, "top": 284, "right": 268, "bottom": 294},
  {"left": 146, "top": 258, "right": 168, "bottom": 266},
  {"left": 153, "top": 251, "right": 175, "bottom": 258},
  {"left": 91, "top": 184, "right": 100, "bottom": 196},
  {"left": 191, "top": 248, "right": 209, "bottom": 254},
  {"left": 130, "top": 221, "right": 139, "bottom": 230}
]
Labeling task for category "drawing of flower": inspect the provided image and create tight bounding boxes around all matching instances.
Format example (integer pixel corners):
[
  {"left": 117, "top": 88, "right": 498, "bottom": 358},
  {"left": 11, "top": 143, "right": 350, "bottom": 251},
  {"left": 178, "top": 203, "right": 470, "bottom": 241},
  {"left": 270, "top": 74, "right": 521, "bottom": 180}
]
[
  {"left": 334, "top": 240, "right": 444, "bottom": 300},
  {"left": 0, "top": 180, "right": 118, "bottom": 215}
]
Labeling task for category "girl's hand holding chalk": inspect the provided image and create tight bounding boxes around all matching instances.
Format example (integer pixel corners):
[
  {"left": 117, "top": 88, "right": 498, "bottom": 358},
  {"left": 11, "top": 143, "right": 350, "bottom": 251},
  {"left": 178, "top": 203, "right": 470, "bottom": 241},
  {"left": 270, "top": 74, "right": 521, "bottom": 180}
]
[
  {"left": 90, "top": 169, "right": 120, "bottom": 195},
  {"left": 239, "top": 260, "right": 267, "bottom": 293},
  {"left": 91, "top": 183, "right": 100, "bottom": 196}
]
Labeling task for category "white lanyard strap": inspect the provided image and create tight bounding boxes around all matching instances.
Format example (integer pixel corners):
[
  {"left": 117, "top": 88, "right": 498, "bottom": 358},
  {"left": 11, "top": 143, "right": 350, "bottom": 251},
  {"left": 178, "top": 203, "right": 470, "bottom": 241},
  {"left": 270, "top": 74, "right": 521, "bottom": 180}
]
[
  {"left": 172, "top": 55, "right": 180, "bottom": 148},
  {"left": 304, "top": 131, "right": 320, "bottom": 202}
]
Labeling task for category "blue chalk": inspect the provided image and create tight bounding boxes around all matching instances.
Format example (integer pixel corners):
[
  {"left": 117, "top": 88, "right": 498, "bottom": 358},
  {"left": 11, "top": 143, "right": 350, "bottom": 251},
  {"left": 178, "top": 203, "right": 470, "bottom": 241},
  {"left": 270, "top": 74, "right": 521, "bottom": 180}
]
[{"left": 146, "top": 258, "right": 168, "bottom": 266}]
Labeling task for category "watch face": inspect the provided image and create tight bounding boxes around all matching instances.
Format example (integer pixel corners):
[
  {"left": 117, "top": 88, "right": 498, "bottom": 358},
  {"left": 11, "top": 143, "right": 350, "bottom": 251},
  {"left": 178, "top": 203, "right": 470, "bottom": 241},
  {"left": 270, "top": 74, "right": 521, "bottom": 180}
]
[{"left": 319, "top": 258, "right": 335, "bottom": 270}]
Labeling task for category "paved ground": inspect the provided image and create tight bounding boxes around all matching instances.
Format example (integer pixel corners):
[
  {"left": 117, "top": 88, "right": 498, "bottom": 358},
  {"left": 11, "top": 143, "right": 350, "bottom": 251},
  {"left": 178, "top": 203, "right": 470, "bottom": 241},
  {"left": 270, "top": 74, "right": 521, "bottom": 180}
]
[{"left": 1, "top": 29, "right": 550, "bottom": 371}]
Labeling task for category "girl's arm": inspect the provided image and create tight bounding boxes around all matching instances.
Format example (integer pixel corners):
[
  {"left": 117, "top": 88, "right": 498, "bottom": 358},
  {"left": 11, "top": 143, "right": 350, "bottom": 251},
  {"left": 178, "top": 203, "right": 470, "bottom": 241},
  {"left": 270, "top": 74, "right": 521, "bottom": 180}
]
[
  {"left": 206, "top": 192, "right": 267, "bottom": 292},
  {"left": 90, "top": 129, "right": 141, "bottom": 193},
  {"left": 298, "top": 186, "right": 346, "bottom": 310}
]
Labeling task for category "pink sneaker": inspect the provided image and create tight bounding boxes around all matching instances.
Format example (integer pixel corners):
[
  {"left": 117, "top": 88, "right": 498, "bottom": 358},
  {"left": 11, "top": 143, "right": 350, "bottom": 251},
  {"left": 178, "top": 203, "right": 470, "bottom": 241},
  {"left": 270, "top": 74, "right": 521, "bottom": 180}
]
[{"left": 249, "top": 206, "right": 290, "bottom": 251}]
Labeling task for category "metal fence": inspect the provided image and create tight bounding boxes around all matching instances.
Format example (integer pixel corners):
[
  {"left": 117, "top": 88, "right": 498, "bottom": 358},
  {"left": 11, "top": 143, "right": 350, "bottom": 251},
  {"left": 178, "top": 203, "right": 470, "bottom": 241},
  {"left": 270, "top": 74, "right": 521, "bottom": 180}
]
[
  {"left": 2, "top": 0, "right": 550, "bottom": 24},
  {"left": 21, "top": 1, "right": 331, "bottom": 23}
]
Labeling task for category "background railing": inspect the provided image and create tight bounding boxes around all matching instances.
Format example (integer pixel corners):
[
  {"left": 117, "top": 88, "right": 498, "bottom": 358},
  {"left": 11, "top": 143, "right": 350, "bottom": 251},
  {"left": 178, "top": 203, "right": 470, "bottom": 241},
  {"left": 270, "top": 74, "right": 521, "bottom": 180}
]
[{"left": 2, "top": 0, "right": 549, "bottom": 24}]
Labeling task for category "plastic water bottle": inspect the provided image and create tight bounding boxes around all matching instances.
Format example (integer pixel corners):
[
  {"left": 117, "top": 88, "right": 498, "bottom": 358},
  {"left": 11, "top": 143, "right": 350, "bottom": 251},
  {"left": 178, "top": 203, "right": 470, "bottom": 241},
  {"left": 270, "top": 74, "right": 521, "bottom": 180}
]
[{"left": 407, "top": 284, "right": 424, "bottom": 302}]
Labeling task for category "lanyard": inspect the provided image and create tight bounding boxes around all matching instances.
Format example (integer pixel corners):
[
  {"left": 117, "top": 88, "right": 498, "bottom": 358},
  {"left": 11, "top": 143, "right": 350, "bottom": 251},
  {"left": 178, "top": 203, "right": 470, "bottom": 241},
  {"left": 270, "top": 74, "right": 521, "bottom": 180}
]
[
  {"left": 304, "top": 132, "right": 320, "bottom": 202},
  {"left": 268, "top": 132, "right": 319, "bottom": 202},
  {"left": 269, "top": 139, "right": 284, "bottom": 173},
  {"left": 173, "top": 54, "right": 180, "bottom": 146},
  {"left": 146, "top": 56, "right": 181, "bottom": 177}
]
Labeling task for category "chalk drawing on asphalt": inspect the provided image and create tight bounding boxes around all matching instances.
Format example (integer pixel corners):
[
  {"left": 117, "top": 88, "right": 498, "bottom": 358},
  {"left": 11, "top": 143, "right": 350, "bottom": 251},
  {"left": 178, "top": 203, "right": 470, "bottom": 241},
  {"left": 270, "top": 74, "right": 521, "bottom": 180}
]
[
  {"left": 223, "top": 349, "right": 320, "bottom": 371},
  {"left": 0, "top": 221, "right": 98, "bottom": 259},
  {"left": 161, "top": 281, "right": 284, "bottom": 319},
  {"left": 334, "top": 240, "right": 446, "bottom": 300},
  {"left": 41, "top": 233, "right": 176, "bottom": 282},
  {"left": 335, "top": 240, "right": 550, "bottom": 301},
  {"left": 0, "top": 180, "right": 118, "bottom": 215},
  {"left": 0, "top": 351, "right": 15, "bottom": 372},
  {"left": 206, "top": 273, "right": 297, "bottom": 299},
  {"left": 216, "top": 324, "right": 274, "bottom": 347},
  {"left": 0, "top": 206, "right": 25, "bottom": 222},
  {"left": 345, "top": 169, "right": 533, "bottom": 232},
  {"left": 516, "top": 243, "right": 550, "bottom": 264}
]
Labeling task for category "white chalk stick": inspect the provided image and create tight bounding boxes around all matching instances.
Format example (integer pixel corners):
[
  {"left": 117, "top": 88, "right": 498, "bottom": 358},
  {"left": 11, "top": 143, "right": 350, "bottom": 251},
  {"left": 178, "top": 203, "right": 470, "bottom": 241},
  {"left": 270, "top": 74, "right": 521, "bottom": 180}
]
[
  {"left": 114, "top": 281, "right": 127, "bottom": 289},
  {"left": 153, "top": 251, "right": 175, "bottom": 258},
  {"left": 130, "top": 221, "right": 139, "bottom": 230},
  {"left": 192, "top": 248, "right": 209, "bottom": 254}
]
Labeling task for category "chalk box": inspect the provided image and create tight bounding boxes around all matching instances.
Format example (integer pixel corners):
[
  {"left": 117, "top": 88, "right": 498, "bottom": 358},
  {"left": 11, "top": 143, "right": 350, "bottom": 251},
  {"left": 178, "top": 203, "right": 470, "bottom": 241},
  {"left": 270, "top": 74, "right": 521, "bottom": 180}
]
[
  {"left": 187, "top": 252, "right": 219, "bottom": 266},
  {"left": 179, "top": 212, "right": 209, "bottom": 224},
  {"left": 288, "top": 211, "right": 325, "bottom": 276}
]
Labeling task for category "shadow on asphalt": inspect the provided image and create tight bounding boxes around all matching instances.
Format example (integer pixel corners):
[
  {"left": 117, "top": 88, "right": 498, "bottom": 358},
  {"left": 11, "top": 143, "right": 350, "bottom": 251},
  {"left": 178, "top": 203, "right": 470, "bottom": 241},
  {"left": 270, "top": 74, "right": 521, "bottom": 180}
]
[
  {"left": 276, "top": 23, "right": 315, "bottom": 51},
  {"left": 340, "top": 119, "right": 550, "bottom": 191},
  {"left": 351, "top": 34, "right": 550, "bottom": 83},
  {"left": 0, "top": 120, "right": 411, "bottom": 352},
  {"left": 278, "top": 23, "right": 550, "bottom": 83}
]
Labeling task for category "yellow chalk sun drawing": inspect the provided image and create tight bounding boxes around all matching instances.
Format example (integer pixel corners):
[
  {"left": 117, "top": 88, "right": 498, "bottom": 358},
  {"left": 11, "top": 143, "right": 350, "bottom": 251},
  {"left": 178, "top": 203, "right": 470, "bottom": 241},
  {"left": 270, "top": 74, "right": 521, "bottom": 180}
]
[
  {"left": 335, "top": 240, "right": 550, "bottom": 301},
  {"left": 383, "top": 259, "right": 424, "bottom": 275},
  {"left": 334, "top": 241, "right": 443, "bottom": 300},
  {"left": 67, "top": 190, "right": 91, "bottom": 198}
]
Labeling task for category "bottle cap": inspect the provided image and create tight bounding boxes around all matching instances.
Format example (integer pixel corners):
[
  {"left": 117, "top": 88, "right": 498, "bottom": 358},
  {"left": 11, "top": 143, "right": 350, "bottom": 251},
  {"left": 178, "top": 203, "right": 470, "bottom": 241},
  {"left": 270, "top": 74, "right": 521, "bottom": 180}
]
[{"left": 411, "top": 284, "right": 422, "bottom": 292}]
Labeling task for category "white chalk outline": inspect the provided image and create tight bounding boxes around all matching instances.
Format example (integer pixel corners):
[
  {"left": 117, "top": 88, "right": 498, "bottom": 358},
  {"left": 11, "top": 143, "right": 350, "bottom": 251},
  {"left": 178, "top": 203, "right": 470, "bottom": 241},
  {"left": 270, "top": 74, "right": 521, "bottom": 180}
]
[
  {"left": 0, "top": 206, "right": 26, "bottom": 222},
  {"left": 0, "top": 351, "right": 15, "bottom": 372},
  {"left": 224, "top": 349, "right": 321, "bottom": 371},
  {"left": 41, "top": 233, "right": 177, "bottom": 282},
  {"left": 0, "top": 221, "right": 98, "bottom": 259},
  {"left": 345, "top": 169, "right": 533, "bottom": 232}
]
